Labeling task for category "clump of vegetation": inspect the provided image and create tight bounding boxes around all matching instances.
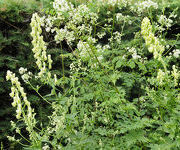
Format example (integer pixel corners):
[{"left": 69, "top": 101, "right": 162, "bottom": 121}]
[{"left": 5, "top": 0, "right": 180, "bottom": 149}]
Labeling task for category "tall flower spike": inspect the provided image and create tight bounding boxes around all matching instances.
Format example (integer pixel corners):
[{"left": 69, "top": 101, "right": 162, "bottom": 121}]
[
  {"left": 172, "top": 65, "right": 180, "bottom": 86},
  {"left": 30, "top": 13, "right": 52, "bottom": 79},
  {"left": 141, "top": 17, "right": 164, "bottom": 61},
  {"left": 6, "top": 70, "right": 37, "bottom": 141}
]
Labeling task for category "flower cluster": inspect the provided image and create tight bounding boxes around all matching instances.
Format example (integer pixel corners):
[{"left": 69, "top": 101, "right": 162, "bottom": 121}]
[
  {"left": 6, "top": 70, "right": 37, "bottom": 140},
  {"left": 19, "top": 67, "right": 33, "bottom": 83},
  {"left": 54, "top": 27, "right": 75, "bottom": 45},
  {"left": 134, "top": 0, "right": 158, "bottom": 13},
  {"left": 41, "top": 15, "right": 56, "bottom": 33},
  {"left": 42, "top": 143, "right": 50, "bottom": 150},
  {"left": 97, "top": 31, "right": 106, "bottom": 39},
  {"left": 53, "top": 0, "right": 73, "bottom": 14},
  {"left": 6, "top": 71, "right": 26, "bottom": 119},
  {"left": 98, "top": 0, "right": 128, "bottom": 8},
  {"left": 70, "top": 59, "right": 88, "bottom": 75},
  {"left": 108, "top": 31, "right": 122, "bottom": 44},
  {"left": 46, "top": 103, "right": 66, "bottom": 144},
  {"left": 141, "top": 17, "right": 164, "bottom": 61},
  {"left": 168, "top": 49, "right": 180, "bottom": 58},
  {"left": 172, "top": 49, "right": 180, "bottom": 58},
  {"left": 127, "top": 47, "right": 141, "bottom": 60},
  {"left": 158, "top": 15, "right": 173, "bottom": 29},
  {"left": 30, "top": 13, "right": 53, "bottom": 79},
  {"left": 51, "top": 0, "right": 98, "bottom": 46},
  {"left": 77, "top": 41, "right": 91, "bottom": 60},
  {"left": 96, "top": 44, "right": 107, "bottom": 60},
  {"left": 71, "top": 4, "right": 98, "bottom": 25},
  {"left": 155, "top": 9, "right": 178, "bottom": 32},
  {"left": 116, "top": 13, "right": 132, "bottom": 24},
  {"left": 171, "top": 65, "right": 180, "bottom": 87},
  {"left": 157, "top": 69, "right": 165, "bottom": 86}
]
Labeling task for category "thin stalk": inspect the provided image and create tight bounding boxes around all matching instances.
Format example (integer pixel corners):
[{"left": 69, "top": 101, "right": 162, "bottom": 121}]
[
  {"left": 71, "top": 76, "right": 76, "bottom": 113},
  {"left": 1, "top": 142, "right": 3, "bottom": 150},
  {"left": 163, "top": 35, "right": 179, "bottom": 56},
  {"left": 111, "top": 6, "right": 116, "bottom": 38},
  {"left": 60, "top": 42, "right": 65, "bottom": 79},
  {"left": 121, "top": 20, "right": 125, "bottom": 35},
  {"left": 160, "top": 58, "right": 167, "bottom": 73},
  {"left": 94, "top": 24, "right": 97, "bottom": 38},
  {"left": 17, "top": 140, "right": 30, "bottom": 147},
  {"left": 0, "top": 17, "right": 21, "bottom": 30},
  {"left": 18, "top": 131, "right": 31, "bottom": 143},
  {"left": 28, "top": 82, "right": 51, "bottom": 104}
]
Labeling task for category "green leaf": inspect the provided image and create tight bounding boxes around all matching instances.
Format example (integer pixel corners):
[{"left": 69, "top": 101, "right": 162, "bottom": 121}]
[
  {"left": 137, "top": 62, "right": 147, "bottom": 72},
  {"left": 116, "top": 59, "right": 124, "bottom": 69},
  {"left": 128, "top": 60, "right": 135, "bottom": 69},
  {"left": 0, "top": 77, "right": 4, "bottom": 82}
]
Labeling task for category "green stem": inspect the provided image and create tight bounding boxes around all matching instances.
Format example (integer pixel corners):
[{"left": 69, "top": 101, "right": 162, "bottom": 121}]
[
  {"left": 60, "top": 42, "right": 65, "bottom": 79},
  {"left": 160, "top": 58, "right": 167, "bottom": 73},
  {"left": 163, "top": 35, "right": 179, "bottom": 56},
  {"left": 111, "top": 6, "right": 116, "bottom": 38},
  {"left": 121, "top": 20, "right": 125, "bottom": 35},
  {"left": 1, "top": 142, "right": 3, "bottom": 150},
  {"left": 18, "top": 131, "right": 31, "bottom": 143},
  {"left": 28, "top": 82, "right": 51, "bottom": 104},
  {"left": 17, "top": 140, "right": 30, "bottom": 147}
]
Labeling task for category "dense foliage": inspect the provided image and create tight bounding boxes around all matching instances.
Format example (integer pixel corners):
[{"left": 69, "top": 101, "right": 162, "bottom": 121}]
[{"left": 4, "top": 0, "right": 180, "bottom": 149}]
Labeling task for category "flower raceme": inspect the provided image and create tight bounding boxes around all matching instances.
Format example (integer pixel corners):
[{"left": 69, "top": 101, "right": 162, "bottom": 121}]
[
  {"left": 141, "top": 17, "right": 180, "bottom": 86},
  {"left": 30, "top": 13, "right": 53, "bottom": 79},
  {"left": 6, "top": 71, "right": 37, "bottom": 141},
  {"left": 172, "top": 65, "right": 180, "bottom": 87},
  {"left": 141, "top": 17, "right": 164, "bottom": 61}
]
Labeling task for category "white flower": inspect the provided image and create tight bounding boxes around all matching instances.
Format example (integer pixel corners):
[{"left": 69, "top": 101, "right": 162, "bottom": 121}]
[
  {"left": 116, "top": 13, "right": 123, "bottom": 21},
  {"left": 48, "top": 55, "right": 53, "bottom": 69},
  {"left": 16, "top": 104, "right": 22, "bottom": 119},
  {"left": 77, "top": 41, "right": 90, "bottom": 59},
  {"left": 54, "top": 74, "right": 57, "bottom": 85},
  {"left": 53, "top": 0, "right": 73, "bottom": 13},
  {"left": 135, "top": 0, "right": 158, "bottom": 13},
  {"left": 97, "top": 32, "right": 106, "bottom": 39},
  {"left": 173, "top": 49, "right": 180, "bottom": 58},
  {"left": 158, "top": 15, "right": 173, "bottom": 28},
  {"left": 19, "top": 67, "right": 27, "bottom": 74},
  {"left": 55, "top": 27, "right": 75, "bottom": 44},
  {"left": 6, "top": 70, "right": 12, "bottom": 81},
  {"left": 46, "top": 27, "right": 51, "bottom": 32},
  {"left": 132, "top": 53, "right": 141, "bottom": 59},
  {"left": 42, "top": 144, "right": 50, "bottom": 150},
  {"left": 7, "top": 136, "right": 15, "bottom": 142},
  {"left": 171, "top": 65, "right": 180, "bottom": 86},
  {"left": 157, "top": 69, "right": 165, "bottom": 85}
]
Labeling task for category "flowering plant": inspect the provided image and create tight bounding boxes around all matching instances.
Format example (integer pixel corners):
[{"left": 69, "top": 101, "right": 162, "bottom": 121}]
[{"left": 6, "top": 0, "right": 180, "bottom": 149}]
